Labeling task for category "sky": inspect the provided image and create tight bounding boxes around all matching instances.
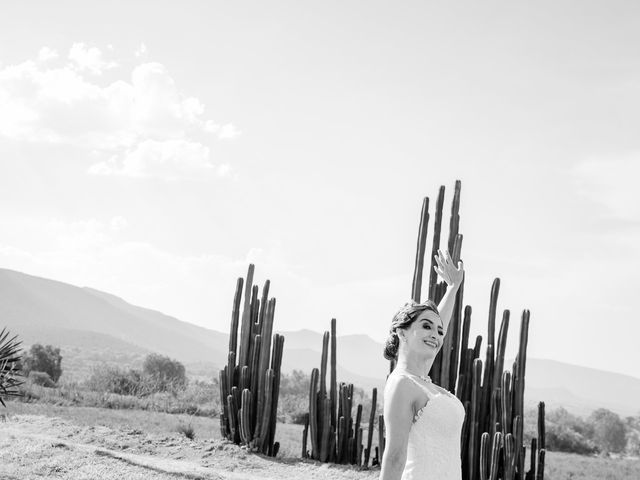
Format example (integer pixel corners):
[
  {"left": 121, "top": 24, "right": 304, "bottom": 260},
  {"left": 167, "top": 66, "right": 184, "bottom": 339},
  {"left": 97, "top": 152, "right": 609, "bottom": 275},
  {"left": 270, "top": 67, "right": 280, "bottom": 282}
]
[{"left": 0, "top": 1, "right": 639, "bottom": 378}]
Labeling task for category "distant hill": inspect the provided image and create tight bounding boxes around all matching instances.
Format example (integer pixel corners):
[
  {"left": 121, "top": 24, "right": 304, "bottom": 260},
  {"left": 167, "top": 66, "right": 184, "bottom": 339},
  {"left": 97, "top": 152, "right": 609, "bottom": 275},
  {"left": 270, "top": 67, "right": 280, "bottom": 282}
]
[
  {"left": 521, "top": 358, "right": 640, "bottom": 417},
  {"left": 0, "top": 268, "right": 228, "bottom": 368},
  {"left": 2, "top": 267, "right": 639, "bottom": 417},
  {"left": 276, "top": 329, "right": 640, "bottom": 417}
]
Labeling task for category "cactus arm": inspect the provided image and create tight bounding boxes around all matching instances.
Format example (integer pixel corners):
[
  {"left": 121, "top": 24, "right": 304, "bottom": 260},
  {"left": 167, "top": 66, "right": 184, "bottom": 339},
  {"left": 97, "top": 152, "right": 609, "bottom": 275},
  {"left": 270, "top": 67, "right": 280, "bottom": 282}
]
[
  {"left": 238, "top": 264, "right": 254, "bottom": 368},
  {"left": 411, "top": 197, "right": 430, "bottom": 303},
  {"left": 365, "top": 387, "right": 377, "bottom": 466},
  {"left": 536, "top": 449, "right": 545, "bottom": 480},
  {"left": 428, "top": 186, "right": 446, "bottom": 300},
  {"left": 302, "top": 413, "right": 309, "bottom": 458},
  {"left": 308, "top": 368, "right": 319, "bottom": 459},
  {"left": 479, "top": 432, "right": 490, "bottom": 480}
]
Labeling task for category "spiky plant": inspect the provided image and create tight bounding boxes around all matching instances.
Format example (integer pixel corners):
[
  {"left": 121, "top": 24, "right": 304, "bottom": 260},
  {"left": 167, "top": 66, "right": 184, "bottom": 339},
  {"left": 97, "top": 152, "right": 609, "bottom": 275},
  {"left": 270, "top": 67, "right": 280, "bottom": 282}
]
[{"left": 0, "top": 328, "right": 23, "bottom": 407}]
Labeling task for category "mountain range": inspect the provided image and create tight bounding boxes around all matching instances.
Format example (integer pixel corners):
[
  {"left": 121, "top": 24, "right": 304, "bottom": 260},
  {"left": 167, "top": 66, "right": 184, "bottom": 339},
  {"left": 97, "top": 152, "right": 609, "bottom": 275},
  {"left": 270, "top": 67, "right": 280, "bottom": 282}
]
[{"left": 1, "top": 267, "right": 638, "bottom": 417}]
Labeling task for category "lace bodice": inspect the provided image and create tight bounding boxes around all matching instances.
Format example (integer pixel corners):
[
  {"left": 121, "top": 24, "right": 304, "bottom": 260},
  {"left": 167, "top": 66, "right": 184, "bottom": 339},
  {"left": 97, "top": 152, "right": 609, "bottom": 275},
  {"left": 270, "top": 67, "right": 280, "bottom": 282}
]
[{"left": 400, "top": 375, "right": 466, "bottom": 480}]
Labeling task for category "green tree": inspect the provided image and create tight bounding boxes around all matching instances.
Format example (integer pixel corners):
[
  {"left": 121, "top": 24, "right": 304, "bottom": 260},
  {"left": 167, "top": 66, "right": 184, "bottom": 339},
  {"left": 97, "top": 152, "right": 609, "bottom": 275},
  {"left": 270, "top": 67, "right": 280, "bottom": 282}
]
[
  {"left": 142, "top": 353, "right": 187, "bottom": 392},
  {"left": 589, "top": 408, "right": 627, "bottom": 454},
  {"left": 624, "top": 416, "right": 640, "bottom": 456},
  {"left": 544, "top": 407, "right": 599, "bottom": 454},
  {"left": 22, "top": 344, "right": 63, "bottom": 383}
]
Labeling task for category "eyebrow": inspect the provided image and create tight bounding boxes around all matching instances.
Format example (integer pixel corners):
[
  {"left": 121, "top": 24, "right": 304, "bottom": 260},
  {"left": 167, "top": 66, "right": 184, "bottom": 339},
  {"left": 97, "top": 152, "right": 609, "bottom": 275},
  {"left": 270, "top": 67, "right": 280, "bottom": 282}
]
[{"left": 422, "top": 319, "right": 444, "bottom": 329}]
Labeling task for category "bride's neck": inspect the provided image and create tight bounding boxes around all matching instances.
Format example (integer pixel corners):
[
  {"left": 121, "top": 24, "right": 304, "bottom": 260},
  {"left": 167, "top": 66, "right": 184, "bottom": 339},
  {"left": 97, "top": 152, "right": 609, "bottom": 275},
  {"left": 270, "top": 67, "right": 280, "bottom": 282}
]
[{"left": 394, "top": 353, "right": 434, "bottom": 378}]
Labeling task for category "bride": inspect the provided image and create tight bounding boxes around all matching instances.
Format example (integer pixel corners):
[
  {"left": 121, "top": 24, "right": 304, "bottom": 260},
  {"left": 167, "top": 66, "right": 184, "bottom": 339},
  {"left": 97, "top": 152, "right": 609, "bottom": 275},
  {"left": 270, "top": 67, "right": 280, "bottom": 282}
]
[{"left": 379, "top": 250, "right": 465, "bottom": 480}]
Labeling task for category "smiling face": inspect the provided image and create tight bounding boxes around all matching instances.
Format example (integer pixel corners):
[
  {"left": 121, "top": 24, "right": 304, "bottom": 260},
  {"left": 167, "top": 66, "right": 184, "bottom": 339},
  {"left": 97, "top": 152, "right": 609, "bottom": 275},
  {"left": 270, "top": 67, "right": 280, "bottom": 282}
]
[{"left": 399, "top": 309, "right": 445, "bottom": 358}]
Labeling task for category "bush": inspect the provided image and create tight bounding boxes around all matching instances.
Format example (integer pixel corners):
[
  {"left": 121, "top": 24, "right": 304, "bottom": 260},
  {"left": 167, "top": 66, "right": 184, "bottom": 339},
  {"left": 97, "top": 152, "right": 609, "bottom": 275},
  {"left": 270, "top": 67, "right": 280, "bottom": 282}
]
[
  {"left": 142, "top": 354, "right": 187, "bottom": 393},
  {"left": 546, "top": 422, "right": 599, "bottom": 455},
  {"left": 22, "top": 344, "right": 62, "bottom": 383},
  {"left": 589, "top": 408, "right": 627, "bottom": 454},
  {"left": 28, "top": 371, "right": 56, "bottom": 388},
  {"left": 177, "top": 422, "right": 195, "bottom": 439},
  {"left": 85, "top": 366, "right": 147, "bottom": 396},
  {"left": 0, "top": 327, "right": 23, "bottom": 406}
]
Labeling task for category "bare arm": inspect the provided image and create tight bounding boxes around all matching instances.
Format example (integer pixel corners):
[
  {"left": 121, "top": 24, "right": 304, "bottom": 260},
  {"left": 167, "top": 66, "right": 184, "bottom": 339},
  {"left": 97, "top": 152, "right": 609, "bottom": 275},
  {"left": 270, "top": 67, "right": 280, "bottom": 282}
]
[
  {"left": 379, "top": 375, "right": 415, "bottom": 480},
  {"left": 433, "top": 249, "right": 464, "bottom": 332}
]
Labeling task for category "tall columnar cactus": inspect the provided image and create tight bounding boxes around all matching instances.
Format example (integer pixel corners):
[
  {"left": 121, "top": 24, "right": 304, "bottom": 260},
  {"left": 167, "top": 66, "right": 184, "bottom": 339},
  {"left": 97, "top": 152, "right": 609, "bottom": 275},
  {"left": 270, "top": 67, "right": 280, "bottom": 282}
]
[
  {"left": 387, "top": 181, "right": 545, "bottom": 479},
  {"left": 303, "top": 319, "right": 380, "bottom": 468},
  {"left": 219, "top": 265, "right": 284, "bottom": 457},
  {"left": 411, "top": 197, "right": 430, "bottom": 304}
]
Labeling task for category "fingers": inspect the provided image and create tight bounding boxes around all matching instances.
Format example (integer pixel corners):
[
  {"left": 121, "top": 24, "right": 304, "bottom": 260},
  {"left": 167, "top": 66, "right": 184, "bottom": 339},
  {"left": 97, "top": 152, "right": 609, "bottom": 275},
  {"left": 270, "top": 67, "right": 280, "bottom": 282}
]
[
  {"left": 436, "top": 249, "right": 446, "bottom": 267},
  {"left": 433, "top": 266, "right": 449, "bottom": 284},
  {"left": 437, "top": 249, "right": 454, "bottom": 267}
]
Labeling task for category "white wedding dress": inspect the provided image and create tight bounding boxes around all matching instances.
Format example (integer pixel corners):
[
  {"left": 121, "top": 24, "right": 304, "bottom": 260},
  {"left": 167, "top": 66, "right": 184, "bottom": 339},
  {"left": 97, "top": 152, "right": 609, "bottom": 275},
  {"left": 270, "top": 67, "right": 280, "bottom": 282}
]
[{"left": 399, "top": 374, "right": 466, "bottom": 480}]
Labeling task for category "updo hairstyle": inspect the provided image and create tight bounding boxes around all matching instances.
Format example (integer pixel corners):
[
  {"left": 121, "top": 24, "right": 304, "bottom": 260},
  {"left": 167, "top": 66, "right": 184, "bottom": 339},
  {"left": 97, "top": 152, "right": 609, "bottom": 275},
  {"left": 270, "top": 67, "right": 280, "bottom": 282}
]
[{"left": 383, "top": 299, "right": 440, "bottom": 360}]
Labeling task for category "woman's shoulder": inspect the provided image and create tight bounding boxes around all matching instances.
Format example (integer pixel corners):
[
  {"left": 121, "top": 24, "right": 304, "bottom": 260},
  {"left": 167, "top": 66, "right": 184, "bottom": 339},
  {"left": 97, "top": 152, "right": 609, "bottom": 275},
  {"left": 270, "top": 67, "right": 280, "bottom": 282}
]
[
  {"left": 384, "top": 371, "right": 422, "bottom": 395},
  {"left": 384, "top": 372, "right": 427, "bottom": 420}
]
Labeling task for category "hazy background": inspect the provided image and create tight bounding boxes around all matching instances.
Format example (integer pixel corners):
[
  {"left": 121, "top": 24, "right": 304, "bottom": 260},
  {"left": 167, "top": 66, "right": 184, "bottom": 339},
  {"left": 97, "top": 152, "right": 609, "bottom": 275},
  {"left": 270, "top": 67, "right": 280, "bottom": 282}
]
[{"left": 0, "top": 1, "right": 638, "bottom": 377}]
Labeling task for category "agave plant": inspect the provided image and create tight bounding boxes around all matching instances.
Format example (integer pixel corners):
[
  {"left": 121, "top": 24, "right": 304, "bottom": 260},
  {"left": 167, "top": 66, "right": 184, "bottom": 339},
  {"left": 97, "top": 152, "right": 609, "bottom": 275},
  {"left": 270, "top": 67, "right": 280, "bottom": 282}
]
[{"left": 0, "top": 327, "right": 23, "bottom": 407}]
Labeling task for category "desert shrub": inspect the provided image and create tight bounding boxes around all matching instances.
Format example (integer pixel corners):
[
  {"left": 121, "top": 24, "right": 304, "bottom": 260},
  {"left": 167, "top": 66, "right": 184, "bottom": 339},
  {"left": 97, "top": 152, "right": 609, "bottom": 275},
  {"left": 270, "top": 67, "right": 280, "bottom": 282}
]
[
  {"left": 279, "top": 393, "right": 308, "bottom": 424},
  {"left": 543, "top": 407, "right": 633, "bottom": 455},
  {"left": 22, "top": 344, "right": 62, "bottom": 383},
  {"left": 547, "top": 407, "right": 594, "bottom": 438},
  {"left": 290, "top": 410, "right": 308, "bottom": 425},
  {"left": 0, "top": 327, "right": 23, "bottom": 406},
  {"left": 28, "top": 371, "right": 56, "bottom": 388},
  {"left": 142, "top": 354, "right": 187, "bottom": 393},
  {"left": 279, "top": 369, "right": 309, "bottom": 396},
  {"left": 546, "top": 422, "right": 599, "bottom": 455},
  {"left": 624, "top": 416, "right": 640, "bottom": 456},
  {"left": 177, "top": 421, "right": 195, "bottom": 439},
  {"left": 85, "top": 365, "right": 147, "bottom": 396},
  {"left": 589, "top": 408, "right": 627, "bottom": 454}
]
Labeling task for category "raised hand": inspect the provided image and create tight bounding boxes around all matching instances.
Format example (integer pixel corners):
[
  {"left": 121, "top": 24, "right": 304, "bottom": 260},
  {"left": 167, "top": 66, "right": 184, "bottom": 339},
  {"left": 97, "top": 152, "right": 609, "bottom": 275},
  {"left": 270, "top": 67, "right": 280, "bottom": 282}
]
[{"left": 434, "top": 249, "right": 464, "bottom": 288}]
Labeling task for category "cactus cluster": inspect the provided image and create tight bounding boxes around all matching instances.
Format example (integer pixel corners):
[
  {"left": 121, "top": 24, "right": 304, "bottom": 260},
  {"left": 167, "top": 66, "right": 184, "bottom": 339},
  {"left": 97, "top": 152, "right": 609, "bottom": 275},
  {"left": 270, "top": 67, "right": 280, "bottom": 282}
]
[
  {"left": 302, "top": 318, "right": 381, "bottom": 467},
  {"left": 218, "top": 264, "right": 284, "bottom": 456},
  {"left": 383, "top": 180, "right": 546, "bottom": 479}
]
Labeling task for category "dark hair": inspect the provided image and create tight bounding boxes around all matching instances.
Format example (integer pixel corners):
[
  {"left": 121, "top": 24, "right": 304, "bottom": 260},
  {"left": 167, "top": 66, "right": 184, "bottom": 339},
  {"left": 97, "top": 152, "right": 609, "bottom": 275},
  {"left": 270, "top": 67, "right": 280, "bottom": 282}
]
[{"left": 383, "top": 300, "right": 440, "bottom": 360}]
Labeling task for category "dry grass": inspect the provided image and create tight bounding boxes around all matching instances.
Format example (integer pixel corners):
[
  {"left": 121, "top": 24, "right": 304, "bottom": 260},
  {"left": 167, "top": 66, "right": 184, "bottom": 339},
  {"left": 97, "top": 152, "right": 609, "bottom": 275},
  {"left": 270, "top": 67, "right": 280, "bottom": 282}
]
[
  {"left": 544, "top": 451, "right": 640, "bottom": 480},
  {"left": 5, "top": 401, "right": 640, "bottom": 479},
  {"left": 17, "top": 378, "right": 219, "bottom": 416}
]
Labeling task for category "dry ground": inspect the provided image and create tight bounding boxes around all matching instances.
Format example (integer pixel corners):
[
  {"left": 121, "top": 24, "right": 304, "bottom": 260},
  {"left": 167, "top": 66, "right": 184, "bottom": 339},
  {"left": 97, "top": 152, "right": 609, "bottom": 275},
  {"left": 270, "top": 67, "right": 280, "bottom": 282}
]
[
  {"left": 0, "top": 403, "right": 379, "bottom": 480},
  {"left": 2, "top": 403, "right": 640, "bottom": 480}
]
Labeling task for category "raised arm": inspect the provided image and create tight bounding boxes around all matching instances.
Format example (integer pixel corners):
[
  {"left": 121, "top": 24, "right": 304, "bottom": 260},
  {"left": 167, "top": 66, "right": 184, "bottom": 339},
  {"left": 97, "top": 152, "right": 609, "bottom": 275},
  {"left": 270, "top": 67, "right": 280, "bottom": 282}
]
[{"left": 433, "top": 249, "right": 464, "bottom": 332}]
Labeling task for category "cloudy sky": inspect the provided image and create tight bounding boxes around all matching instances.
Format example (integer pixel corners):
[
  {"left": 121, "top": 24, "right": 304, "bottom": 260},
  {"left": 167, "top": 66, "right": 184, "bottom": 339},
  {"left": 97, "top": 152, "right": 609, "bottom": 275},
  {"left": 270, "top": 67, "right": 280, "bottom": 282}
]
[{"left": 1, "top": 1, "right": 639, "bottom": 378}]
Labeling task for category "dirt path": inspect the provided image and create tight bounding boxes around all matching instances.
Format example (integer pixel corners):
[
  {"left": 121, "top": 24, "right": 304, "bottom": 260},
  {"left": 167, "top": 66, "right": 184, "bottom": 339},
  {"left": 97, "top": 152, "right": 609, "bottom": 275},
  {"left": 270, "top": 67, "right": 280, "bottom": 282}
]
[{"left": 0, "top": 414, "right": 379, "bottom": 480}]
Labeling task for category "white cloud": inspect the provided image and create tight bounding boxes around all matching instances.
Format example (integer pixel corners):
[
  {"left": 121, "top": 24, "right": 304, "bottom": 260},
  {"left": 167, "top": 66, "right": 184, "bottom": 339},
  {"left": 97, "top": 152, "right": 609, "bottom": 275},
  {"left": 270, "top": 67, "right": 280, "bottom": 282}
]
[
  {"left": 68, "top": 42, "right": 117, "bottom": 75},
  {"left": 218, "top": 123, "right": 242, "bottom": 140},
  {"left": 134, "top": 43, "right": 148, "bottom": 57},
  {"left": 110, "top": 216, "right": 128, "bottom": 231},
  {"left": 0, "top": 47, "right": 240, "bottom": 180},
  {"left": 573, "top": 154, "right": 640, "bottom": 222},
  {"left": 203, "top": 121, "right": 242, "bottom": 140},
  {"left": 89, "top": 139, "right": 224, "bottom": 180},
  {"left": 37, "top": 47, "right": 58, "bottom": 62},
  {"left": 217, "top": 164, "right": 232, "bottom": 177}
]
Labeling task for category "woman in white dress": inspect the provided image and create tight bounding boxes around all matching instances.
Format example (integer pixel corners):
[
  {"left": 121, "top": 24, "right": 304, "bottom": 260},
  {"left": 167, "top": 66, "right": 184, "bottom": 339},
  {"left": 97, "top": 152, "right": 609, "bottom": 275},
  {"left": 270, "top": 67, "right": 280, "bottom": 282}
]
[{"left": 379, "top": 250, "right": 465, "bottom": 480}]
